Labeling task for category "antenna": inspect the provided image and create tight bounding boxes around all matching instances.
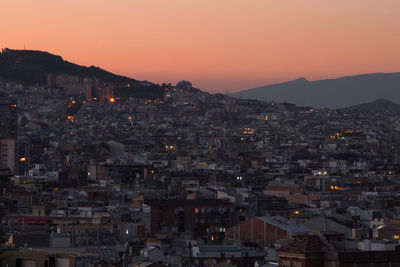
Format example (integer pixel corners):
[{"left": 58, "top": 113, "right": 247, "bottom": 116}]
[{"left": 24, "top": 44, "right": 26, "bottom": 50}]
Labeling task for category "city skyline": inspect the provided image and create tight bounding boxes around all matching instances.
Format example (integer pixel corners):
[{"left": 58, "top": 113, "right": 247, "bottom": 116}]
[
  {"left": 3, "top": 1, "right": 400, "bottom": 265},
  {"left": 2, "top": 0, "right": 400, "bottom": 92}
]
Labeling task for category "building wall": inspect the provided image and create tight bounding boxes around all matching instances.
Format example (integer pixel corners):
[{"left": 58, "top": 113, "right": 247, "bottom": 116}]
[
  {"left": 279, "top": 258, "right": 306, "bottom": 267},
  {"left": 278, "top": 248, "right": 400, "bottom": 267},
  {"left": 226, "top": 217, "right": 288, "bottom": 245},
  {"left": 278, "top": 253, "right": 327, "bottom": 267},
  {"left": 0, "top": 96, "right": 17, "bottom": 139},
  {"left": 2, "top": 250, "right": 77, "bottom": 267},
  {"left": 148, "top": 200, "right": 235, "bottom": 237},
  {"left": 0, "top": 139, "right": 16, "bottom": 173}
]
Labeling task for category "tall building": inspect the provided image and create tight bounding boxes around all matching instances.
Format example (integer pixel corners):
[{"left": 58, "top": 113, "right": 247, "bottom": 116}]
[
  {"left": 0, "top": 93, "right": 18, "bottom": 174},
  {"left": 0, "top": 139, "right": 16, "bottom": 173},
  {"left": 0, "top": 93, "right": 17, "bottom": 139},
  {"left": 16, "top": 138, "right": 29, "bottom": 175}
]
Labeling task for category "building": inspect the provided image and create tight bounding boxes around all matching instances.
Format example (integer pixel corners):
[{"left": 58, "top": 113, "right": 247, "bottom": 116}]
[
  {"left": 1, "top": 247, "right": 111, "bottom": 267},
  {"left": 0, "top": 138, "right": 16, "bottom": 174},
  {"left": 226, "top": 216, "right": 310, "bottom": 246},
  {"left": 277, "top": 234, "right": 333, "bottom": 267},
  {"left": 191, "top": 244, "right": 264, "bottom": 267},
  {"left": 277, "top": 234, "right": 400, "bottom": 267},
  {"left": 0, "top": 94, "right": 17, "bottom": 139},
  {"left": 0, "top": 94, "right": 17, "bottom": 174},
  {"left": 304, "top": 175, "right": 331, "bottom": 192},
  {"left": 145, "top": 199, "right": 236, "bottom": 240}
]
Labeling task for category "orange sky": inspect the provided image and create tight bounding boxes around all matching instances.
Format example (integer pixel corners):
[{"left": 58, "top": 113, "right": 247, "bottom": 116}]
[{"left": 1, "top": 0, "right": 400, "bottom": 92}]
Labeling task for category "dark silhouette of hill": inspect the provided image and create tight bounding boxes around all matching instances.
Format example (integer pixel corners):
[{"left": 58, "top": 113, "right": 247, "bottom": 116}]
[
  {"left": 0, "top": 48, "right": 164, "bottom": 98},
  {"left": 230, "top": 73, "right": 400, "bottom": 108},
  {"left": 344, "top": 98, "right": 400, "bottom": 113}
]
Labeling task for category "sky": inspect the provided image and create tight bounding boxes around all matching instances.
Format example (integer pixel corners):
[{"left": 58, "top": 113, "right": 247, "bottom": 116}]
[{"left": 1, "top": 0, "right": 400, "bottom": 93}]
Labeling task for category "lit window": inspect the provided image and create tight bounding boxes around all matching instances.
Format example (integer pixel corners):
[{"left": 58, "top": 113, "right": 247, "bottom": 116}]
[
  {"left": 394, "top": 235, "right": 399, "bottom": 239},
  {"left": 195, "top": 208, "right": 199, "bottom": 214}
]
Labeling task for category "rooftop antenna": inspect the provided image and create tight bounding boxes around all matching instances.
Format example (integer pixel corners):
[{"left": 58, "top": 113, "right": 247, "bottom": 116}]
[{"left": 24, "top": 44, "right": 26, "bottom": 50}]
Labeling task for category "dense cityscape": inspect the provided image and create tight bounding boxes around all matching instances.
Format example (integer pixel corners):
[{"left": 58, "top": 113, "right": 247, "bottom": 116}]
[{"left": 1, "top": 49, "right": 400, "bottom": 267}]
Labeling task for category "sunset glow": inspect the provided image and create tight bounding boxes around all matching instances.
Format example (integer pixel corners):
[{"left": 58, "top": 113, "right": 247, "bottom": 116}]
[{"left": 1, "top": 0, "right": 400, "bottom": 92}]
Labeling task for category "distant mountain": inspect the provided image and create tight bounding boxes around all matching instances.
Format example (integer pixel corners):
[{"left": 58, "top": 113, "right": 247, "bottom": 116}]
[
  {"left": 230, "top": 73, "right": 400, "bottom": 108},
  {"left": 344, "top": 98, "right": 400, "bottom": 113},
  {"left": 0, "top": 48, "right": 164, "bottom": 98}
]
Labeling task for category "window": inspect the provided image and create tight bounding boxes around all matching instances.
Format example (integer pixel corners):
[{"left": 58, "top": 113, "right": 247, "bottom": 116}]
[
  {"left": 293, "top": 262, "right": 302, "bottom": 267},
  {"left": 394, "top": 234, "right": 399, "bottom": 239}
]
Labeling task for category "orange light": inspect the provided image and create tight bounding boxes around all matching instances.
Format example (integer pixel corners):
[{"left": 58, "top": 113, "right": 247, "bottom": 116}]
[
  {"left": 109, "top": 98, "right": 116, "bottom": 103},
  {"left": 19, "top": 157, "right": 26, "bottom": 162},
  {"left": 67, "top": 115, "right": 74, "bottom": 122}
]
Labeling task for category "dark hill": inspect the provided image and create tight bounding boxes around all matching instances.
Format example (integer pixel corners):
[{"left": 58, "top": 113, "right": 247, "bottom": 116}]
[
  {"left": 231, "top": 73, "right": 400, "bottom": 108},
  {"left": 0, "top": 48, "right": 164, "bottom": 98},
  {"left": 344, "top": 99, "right": 400, "bottom": 113}
]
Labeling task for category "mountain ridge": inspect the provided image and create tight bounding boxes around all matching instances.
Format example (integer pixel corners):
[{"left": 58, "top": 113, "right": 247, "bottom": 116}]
[
  {"left": 344, "top": 98, "right": 400, "bottom": 113},
  {"left": 0, "top": 48, "right": 164, "bottom": 98},
  {"left": 231, "top": 72, "right": 400, "bottom": 108},
  {"left": 0, "top": 48, "right": 135, "bottom": 84}
]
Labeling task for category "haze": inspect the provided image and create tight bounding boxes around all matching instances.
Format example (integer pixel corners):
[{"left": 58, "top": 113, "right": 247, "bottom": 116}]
[{"left": 1, "top": 0, "right": 400, "bottom": 92}]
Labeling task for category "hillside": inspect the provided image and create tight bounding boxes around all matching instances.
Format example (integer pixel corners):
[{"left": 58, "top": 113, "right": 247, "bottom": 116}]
[
  {"left": 230, "top": 73, "right": 400, "bottom": 108},
  {"left": 344, "top": 98, "right": 400, "bottom": 113},
  {"left": 0, "top": 48, "right": 164, "bottom": 98}
]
